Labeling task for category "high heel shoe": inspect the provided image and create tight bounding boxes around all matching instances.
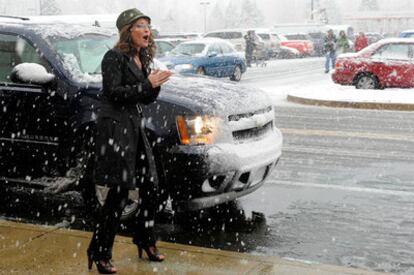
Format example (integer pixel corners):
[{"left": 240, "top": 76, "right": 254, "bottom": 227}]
[
  {"left": 137, "top": 245, "right": 165, "bottom": 262},
  {"left": 87, "top": 251, "right": 117, "bottom": 274},
  {"left": 87, "top": 250, "right": 94, "bottom": 270}
]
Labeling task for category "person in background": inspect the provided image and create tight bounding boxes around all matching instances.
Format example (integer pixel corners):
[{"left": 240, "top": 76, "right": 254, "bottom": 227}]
[
  {"left": 244, "top": 30, "right": 257, "bottom": 67},
  {"left": 355, "top": 31, "right": 369, "bottom": 52},
  {"left": 324, "top": 29, "right": 337, "bottom": 73},
  {"left": 87, "top": 8, "right": 172, "bottom": 274},
  {"left": 336, "top": 30, "right": 351, "bottom": 55}
]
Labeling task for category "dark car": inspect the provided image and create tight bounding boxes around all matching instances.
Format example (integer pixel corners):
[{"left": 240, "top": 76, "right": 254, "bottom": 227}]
[
  {"left": 0, "top": 21, "right": 282, "bottom": 219},
  {"left": 399, "top": 30, "right": 414, "bottom": 38},
  {"left": 307, "top": 31, "right": 326, "bottom": 56},
  {"left": 365, "top": 32, "right": 384, "bottom": 44}
]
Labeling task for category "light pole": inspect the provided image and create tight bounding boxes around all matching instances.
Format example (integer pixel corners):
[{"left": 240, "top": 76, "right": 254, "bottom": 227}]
[
  {"left": 38, "top": 0, "right": 43, "bottom": 15},
  {"left": 310, "top": 0, "right": 314, "bottom": 21},
  {"left": 200, "top": 1, "right": 210, "bottom": 33}
]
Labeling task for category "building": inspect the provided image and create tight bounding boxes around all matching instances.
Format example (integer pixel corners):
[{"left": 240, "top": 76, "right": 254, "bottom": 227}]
[{"left": 344, "top": 11, "right": 414, "bottom": 36}]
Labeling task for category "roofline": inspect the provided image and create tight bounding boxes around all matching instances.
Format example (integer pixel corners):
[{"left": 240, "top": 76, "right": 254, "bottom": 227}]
[{"left": 0, "top": 15, "right": 30, "bottom": 21}]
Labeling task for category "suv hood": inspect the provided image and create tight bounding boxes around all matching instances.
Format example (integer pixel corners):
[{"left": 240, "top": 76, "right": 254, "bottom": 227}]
[{"left": 159, "top": 75, "right": 271, "bottom": 116}]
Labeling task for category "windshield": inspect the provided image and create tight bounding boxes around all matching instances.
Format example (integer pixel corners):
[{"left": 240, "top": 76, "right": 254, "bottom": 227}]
[
  {"left": 308, "top": 32, "right": 324, "bottom": 39},
  {"left": 170, "top": 43, "right": 206, "bottom": 56},
  {"left": 357, "top": 41, "right": 383, "bottom": 55},
  {"left": 258, "top": 33, "right": 270, "bottom": 40},
  {"left": 49, "top": 34, "right": 116, "bottom": 83}
]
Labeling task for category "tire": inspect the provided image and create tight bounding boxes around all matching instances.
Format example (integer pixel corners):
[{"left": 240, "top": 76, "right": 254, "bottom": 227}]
[
  {"left": 196, "top": 67, "right": 205, "bottom": 75},
  {"left": 230, "top": 65, "right": 242, "bottom": 82},
  {"left": 355, "top": 74, "right": 379, "bottom": 89}
]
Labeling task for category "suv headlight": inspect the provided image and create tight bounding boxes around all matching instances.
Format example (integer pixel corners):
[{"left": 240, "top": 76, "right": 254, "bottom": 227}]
[{"left": 176, "top": 115, "right": 218, "bottom": 145}]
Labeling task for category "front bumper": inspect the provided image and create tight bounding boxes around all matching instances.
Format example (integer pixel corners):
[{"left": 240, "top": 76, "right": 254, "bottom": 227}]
[
  {"left": 166, "top": 129, "right": 283, "bottom": 212},
  {"left": 332, "top": 69, "right": 354, "bottom": 85}
]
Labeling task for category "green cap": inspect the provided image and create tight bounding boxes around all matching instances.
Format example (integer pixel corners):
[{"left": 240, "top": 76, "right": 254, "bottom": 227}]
[{"left": 116, "top": 8, "right": 151, "bottom": 31}]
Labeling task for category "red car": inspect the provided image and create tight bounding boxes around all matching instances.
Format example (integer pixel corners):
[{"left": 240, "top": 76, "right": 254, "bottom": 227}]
[
  {"left": 278, "top": 33, "right": 315, "bottom": 56},
  {"left": 332, "top": 39, "right": 414, "bottom": 89}
]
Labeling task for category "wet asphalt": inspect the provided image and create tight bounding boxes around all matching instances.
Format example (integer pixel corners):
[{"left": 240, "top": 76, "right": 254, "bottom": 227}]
[{"left": 2, "top": 104, "right": 414, "bottom": 274}]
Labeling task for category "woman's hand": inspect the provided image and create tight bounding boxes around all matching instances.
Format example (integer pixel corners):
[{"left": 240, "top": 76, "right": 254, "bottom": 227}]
[{"left": 148, "top": 69, "right": 172, "bottom": 88}]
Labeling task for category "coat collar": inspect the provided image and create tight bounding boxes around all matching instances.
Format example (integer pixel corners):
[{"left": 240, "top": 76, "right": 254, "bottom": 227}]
[{"left": 126, "top": 56, "right": 145, "bottom": 81}]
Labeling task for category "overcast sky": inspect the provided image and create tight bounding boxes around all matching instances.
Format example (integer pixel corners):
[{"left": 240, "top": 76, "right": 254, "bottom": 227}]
[{"left": 1, "top": 0, "right": 413, "bottom": 32}]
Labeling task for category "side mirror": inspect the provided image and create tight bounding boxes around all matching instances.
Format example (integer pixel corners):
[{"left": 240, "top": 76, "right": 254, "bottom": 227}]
[
  {"left": 10, "top": 63, "right": 55, "bottom": 85},
  {"left": 208, "top": 51, "right": 218, "bottom": 57}
]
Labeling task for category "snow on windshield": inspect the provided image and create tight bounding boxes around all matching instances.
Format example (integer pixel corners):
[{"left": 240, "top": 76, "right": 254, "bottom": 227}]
[
  {"left": 31, "top": 24, "right": 116, "bottom": 83},
  {"left": 171, "top": 43, "right": 206, "bottom": 56}
]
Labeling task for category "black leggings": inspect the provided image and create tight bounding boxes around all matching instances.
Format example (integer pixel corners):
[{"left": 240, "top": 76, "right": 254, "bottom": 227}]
[{"left": 88, "top": 182, "right": 159, "bottom": 261}]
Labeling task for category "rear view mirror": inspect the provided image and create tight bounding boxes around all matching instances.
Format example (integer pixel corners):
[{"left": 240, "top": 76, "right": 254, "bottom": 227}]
[
  {"left": 11, "top": 63, "right": 55, "bottom": 85},
  {"left": 208, "top": 51, "right": 218, "bottom": 57}
]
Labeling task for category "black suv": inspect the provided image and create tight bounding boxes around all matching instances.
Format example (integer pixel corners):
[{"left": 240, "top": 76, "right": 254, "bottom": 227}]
[{"left": 0, "top": 20, "right": 282, "bottom": 219}]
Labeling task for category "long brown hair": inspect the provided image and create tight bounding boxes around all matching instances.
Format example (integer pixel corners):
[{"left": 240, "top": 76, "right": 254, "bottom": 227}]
[{"left": 114, "top": 20, "right": 156, "bottom": 68}]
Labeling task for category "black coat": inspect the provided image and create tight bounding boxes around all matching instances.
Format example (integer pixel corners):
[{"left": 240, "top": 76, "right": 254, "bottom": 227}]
[
  {"left": 94, "top": 48, "right": 160, "bottom": 190},
  {"left": 324, "top": 34, "right": 337, "bottom": 54}
]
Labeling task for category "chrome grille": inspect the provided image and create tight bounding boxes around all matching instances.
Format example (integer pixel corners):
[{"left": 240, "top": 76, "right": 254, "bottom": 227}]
[
  {"left": 228, "top": 106, "right": 272, "bottom": 122},
  {"left": 228, "top": 106, "right": 274, "bottom": 142},
  {"left": 232, "top": 121, "right": 273, "bottom": 141}
]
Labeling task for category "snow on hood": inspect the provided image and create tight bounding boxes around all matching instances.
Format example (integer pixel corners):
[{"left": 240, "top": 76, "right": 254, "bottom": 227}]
[
  {"left": 337, "top": 52, "right": 359, "bottom": 59},
  {"left": 160, "top": 75, "right": 271, "bottom": 116},
  {"left": 60, "top": 53, "right": 103, "bottom": 83}
]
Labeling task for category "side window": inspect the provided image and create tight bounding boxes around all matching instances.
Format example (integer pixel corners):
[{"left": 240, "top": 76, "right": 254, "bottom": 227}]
[
  {"left": 220, "top": 43, "right": 234, "bottom": 54},
  {"left": 0, "top": 33, "right": 45, "bottom": 82},
  {"left": 271, "top": 34, "right": 281, "bottom": 43},
  {"left": 158, "top": 42, "right": 173, "bottom": 54},
  {"left": 208, "top": 44, "right": 222, "bottom": 55},
  {"left": 372, "top": 44, "right": 410, "bottom": 60}
]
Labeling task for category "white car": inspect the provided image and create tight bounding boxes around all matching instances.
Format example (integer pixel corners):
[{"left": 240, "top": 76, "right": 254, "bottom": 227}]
[{"left": 204, "top": 29, "right": 268, "bottom": 60}]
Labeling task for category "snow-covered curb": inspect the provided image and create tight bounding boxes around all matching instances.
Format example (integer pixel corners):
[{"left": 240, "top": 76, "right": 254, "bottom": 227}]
[{"left": 286, "top": 83, "right": 414, "bottom": 111}]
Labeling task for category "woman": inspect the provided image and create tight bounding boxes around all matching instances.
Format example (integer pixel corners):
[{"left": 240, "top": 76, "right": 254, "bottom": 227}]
[
  {"left": 87, "top": 8, "right": 172, "bottom": 274},
  {"left": 355, "top": 32, "right": 369, "bottom": 52},
  {"left": 336, "top": 30, "right": 350, "bottom": 54}
]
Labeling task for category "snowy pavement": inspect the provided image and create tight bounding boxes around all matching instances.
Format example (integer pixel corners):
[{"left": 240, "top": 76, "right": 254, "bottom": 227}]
[{"left": 242, "top": 58, "right": 414, "bottom": 109}]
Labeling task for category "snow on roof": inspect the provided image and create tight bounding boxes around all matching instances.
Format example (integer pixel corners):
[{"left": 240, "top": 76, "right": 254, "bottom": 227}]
[
  {"left": 374, "top": 38, "right": 414, "bottom": 44},
  {"left": 1, "top": 21, "right": 115, "bottom": 39},
  {"left": 25, "top": 14, "right": 117, "bottom": 29},
  {"left": 30, "top": 23, "right": 115, "bottom": 40},
  {"left": 181, "top": 38, "right": 234, "bottom": 46}
]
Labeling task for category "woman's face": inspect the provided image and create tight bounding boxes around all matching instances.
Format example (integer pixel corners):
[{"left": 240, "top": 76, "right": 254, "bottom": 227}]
[{"left": 130, "top": 18, "right": 151, "bottom": 49}]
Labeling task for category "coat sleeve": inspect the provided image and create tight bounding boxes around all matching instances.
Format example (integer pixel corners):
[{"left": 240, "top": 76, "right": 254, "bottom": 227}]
[{"left": 101, "top": 50, "right": 159, "bottom": 105}]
